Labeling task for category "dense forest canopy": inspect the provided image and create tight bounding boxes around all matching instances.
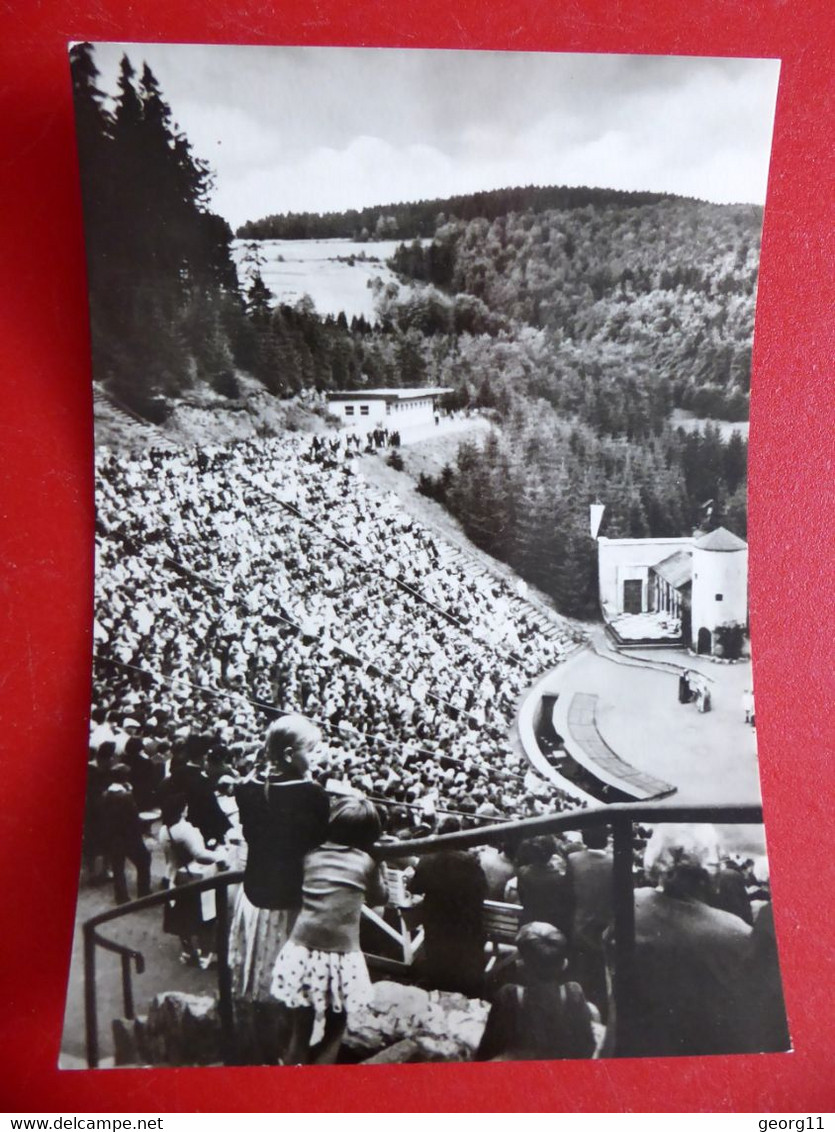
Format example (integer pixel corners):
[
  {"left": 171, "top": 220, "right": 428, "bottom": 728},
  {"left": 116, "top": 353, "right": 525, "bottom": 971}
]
[
  {"left": 385, "top": 199, "right": 760, "bottom": 423},
  {"left": 236, "top": 183, "right": 687, "bottom": 242},
  {"left": 72, "top": 44, "right": 754, "bottom": 618}
]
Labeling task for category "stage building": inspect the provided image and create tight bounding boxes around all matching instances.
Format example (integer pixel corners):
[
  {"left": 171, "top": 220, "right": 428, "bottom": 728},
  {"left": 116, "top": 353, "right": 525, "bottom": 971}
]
[
  {"left": 327, "top": 387, "right": 451, "bottom": 431},
  {"left": 597, "top": 527, "right": 748, "bottom": 655}
]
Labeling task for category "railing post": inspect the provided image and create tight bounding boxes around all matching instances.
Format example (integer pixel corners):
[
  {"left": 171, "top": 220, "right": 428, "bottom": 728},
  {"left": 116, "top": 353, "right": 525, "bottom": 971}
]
[
  {"left": 83, "top": 922, "right": 99, "bottom": 1069},
  {"left": 215, "top": 878, "right": 236, "bottom": 1066},
  {"left": 611, "top": 814, "right": 636, "bottom": 1056},
  {"left": 121, "top": 954, "right": 135, "bottom": 1020}
]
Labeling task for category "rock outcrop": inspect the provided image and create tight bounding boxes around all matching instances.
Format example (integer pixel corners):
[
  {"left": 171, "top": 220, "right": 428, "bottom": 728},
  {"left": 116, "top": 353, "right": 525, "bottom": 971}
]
[
  {"left": 112, "top": 992, "right": 221, "bottom": 1067},
  {"left": 345, "top": 980, "right": 489, "bottom": 1063}
]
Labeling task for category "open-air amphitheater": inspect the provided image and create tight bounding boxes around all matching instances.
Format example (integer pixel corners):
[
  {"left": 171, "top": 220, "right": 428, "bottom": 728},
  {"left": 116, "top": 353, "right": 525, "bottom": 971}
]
[{"left": 65, "top": 400, "right": 773, "bottom": 1067}]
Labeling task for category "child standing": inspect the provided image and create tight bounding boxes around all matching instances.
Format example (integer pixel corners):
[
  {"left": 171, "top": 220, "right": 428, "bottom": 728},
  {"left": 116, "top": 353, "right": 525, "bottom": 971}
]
[
  {"left": 230, "top": 714, "right": 330, "bottom": 1063},
  {"left": 270, "top": 796, "right": 387, "bottom": 1065}
]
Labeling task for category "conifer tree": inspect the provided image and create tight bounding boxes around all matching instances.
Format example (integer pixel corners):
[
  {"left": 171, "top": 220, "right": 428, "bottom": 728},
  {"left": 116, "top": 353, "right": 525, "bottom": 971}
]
[{"left": 70, "top": 44, "right": 240, "bottom": 416}]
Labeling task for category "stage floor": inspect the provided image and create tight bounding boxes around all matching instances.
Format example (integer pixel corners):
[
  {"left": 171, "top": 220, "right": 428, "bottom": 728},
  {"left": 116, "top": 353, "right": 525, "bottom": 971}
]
[
  {"left": 542, "top": 639, "right": 766, "bottom": 854},
  {"left": 544, "top": 634, "right": 760, "bottom": 795}
]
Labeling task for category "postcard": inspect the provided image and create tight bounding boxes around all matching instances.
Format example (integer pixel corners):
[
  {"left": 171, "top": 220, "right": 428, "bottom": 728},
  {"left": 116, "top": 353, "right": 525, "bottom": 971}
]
[{"left": 60, "top": 42, "right": 787, "bottom": 1068}]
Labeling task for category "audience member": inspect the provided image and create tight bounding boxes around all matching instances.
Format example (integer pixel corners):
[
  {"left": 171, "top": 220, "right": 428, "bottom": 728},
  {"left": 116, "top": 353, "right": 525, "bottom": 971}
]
[
  {"left": 98, "top": 762, "right": 151, "bottom": 905},
  {"left": 516, "top": 835, "right": 573, "bottom": 934},
  {"left": 159, "top": 793, "right": 227, "bottom": 967},
  {"left": 409, "top": 819, "right": 488, "bottom": 998},
  {"left": 271, "top": 796, "right": 387, "bottom": 1065},
  {"left": 476, "top": 922, "right": 596, "bottom": 1061},
  {"left": 566, "top": 825, "right": 614, "bottom": 1019},
  {"left": 230, "top": 714, "right": 331, "bottom": 1063},
  {"left": 616, "top": 824, "right": 755, "bottom": 1057}
]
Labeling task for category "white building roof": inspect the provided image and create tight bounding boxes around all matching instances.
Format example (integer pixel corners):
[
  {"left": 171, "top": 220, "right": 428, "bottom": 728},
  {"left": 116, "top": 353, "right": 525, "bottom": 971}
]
[
  {"left": 327, "top": 386, "right": 451, "bottom": 402},
  {"left": 652, "top": 549, "right": 693, "bottom": 589}
]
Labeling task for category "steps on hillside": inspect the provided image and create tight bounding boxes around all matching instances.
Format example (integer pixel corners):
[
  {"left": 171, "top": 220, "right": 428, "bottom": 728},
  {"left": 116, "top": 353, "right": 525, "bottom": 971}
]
[{"left": 93, "top": 386, "right": 174, "bottom": 450}]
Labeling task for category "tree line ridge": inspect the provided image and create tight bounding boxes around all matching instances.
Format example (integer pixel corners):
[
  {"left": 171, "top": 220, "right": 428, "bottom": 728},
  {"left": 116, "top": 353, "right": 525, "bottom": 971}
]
[{"left": 236, "top": 182, "right": 760, "bottom": 243}]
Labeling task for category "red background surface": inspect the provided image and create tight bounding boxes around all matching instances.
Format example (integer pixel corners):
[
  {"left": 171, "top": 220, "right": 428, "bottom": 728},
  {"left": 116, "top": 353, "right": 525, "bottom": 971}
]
[{"left": 1, "top": 0, "right": 832, "bottom": 1113}]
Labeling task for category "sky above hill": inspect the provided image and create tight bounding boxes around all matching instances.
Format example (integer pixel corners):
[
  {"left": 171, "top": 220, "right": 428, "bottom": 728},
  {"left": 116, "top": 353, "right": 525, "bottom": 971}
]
[{"left": 85, "top": 44, "right": 781, "bottom": 231}]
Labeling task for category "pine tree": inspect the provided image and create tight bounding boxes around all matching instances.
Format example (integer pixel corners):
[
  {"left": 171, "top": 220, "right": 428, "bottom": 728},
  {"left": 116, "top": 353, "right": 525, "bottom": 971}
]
[
  {"left": 70, "top": 45, "right": 240, "bottom": 415},
  {"left": 69, "top": 44, "right": 112, "bottom": 238},
  {"left": 723, "top": 430, "right": 747, "bottom": 495}
]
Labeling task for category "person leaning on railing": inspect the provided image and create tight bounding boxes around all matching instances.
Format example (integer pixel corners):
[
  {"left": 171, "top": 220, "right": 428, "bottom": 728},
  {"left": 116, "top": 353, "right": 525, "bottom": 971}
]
[
  {"left": 270, "top": 795, "right": 388, "bottom": 1066},
  {"left": 407, "top": 816, "right": 488, "bottom": 999},
  {"left": 228, "top": 714, "right": 330, "bottom": 1063}
]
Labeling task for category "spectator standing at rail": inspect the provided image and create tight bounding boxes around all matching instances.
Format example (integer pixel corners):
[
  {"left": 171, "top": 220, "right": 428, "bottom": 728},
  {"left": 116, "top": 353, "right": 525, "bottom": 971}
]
[
  {"left": 616, "top": 824, "right": 755, "bottom": 1057},
  {"left": 408, "top": 818, "right": 488, "bottom": 998},
  {"left": 230, "top": 714, "right": 330, "bottom": 1063},
  {"left": 566, "top": 826, "right": 614, "bottom": 1021}
]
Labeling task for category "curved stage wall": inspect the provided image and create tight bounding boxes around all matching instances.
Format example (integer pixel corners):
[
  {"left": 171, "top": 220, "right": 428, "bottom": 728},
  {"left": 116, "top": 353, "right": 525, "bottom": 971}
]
[{"left": 516, "top": 649, "right": 677, "bottom": 805}]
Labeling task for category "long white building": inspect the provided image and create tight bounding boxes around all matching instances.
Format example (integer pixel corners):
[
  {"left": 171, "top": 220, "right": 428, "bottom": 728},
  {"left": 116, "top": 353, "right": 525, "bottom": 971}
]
[{"left": 327, "top": 386, "right": 451, "bottom": 431}]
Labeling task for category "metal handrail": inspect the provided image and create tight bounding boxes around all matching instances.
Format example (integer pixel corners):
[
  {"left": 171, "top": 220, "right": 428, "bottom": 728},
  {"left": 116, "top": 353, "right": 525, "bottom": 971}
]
[
  {"left": 82, "top": 799, "right": 763, "bottom": 1066},
  {"left": 375, "top": 800, "right": 763, "bottom": 856},
  {"left": 83, "top": 870, "right": 244, "bottom": 1068},
  {"left": 89, "top": 932, "right": 145, "bottom": 1022}
]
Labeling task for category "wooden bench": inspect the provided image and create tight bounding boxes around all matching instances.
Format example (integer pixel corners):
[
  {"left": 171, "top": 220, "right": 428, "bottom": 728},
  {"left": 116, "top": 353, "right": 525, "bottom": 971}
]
[
  {"left": 483, "top": 900, "right": 523, "bottom": 978},
  {"left": 361, "top": 864, "right": 424, "bottom": 965}
]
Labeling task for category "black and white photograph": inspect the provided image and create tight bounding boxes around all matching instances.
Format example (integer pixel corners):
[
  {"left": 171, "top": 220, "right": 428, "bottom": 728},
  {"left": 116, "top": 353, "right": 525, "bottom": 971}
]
[{"left": 61, "top": 42, "right": 789, "bottom": 1068}]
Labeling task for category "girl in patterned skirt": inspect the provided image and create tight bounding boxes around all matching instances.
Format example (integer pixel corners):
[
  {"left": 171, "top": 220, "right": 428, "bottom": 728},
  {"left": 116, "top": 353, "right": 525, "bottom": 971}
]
[{"left": 271, "top": 795, "right": 387, "bottom": 1065}]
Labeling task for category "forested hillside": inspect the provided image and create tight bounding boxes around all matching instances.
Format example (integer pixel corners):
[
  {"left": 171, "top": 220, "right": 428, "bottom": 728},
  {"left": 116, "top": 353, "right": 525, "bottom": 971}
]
[
  {"left": 374, "top": 198, "right": 758, "bottom": 614},
  {"left": 73, "top": 43, "right": 755, "bottom": 620},
  {"left": 388, "top": 200, "right": 760, "bottom": 423},
  {"left": 415, "top": 404, "right": 747, "bottom": 616}
]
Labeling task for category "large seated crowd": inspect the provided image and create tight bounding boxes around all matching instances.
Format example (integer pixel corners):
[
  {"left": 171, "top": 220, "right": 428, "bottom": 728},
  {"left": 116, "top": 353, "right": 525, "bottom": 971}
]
[
  {"left": 91, "top": 431, "right": 584, "bottom": 826},
  {"left": 82, "top": 429, "right": 788, "bottom": 1065}
]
